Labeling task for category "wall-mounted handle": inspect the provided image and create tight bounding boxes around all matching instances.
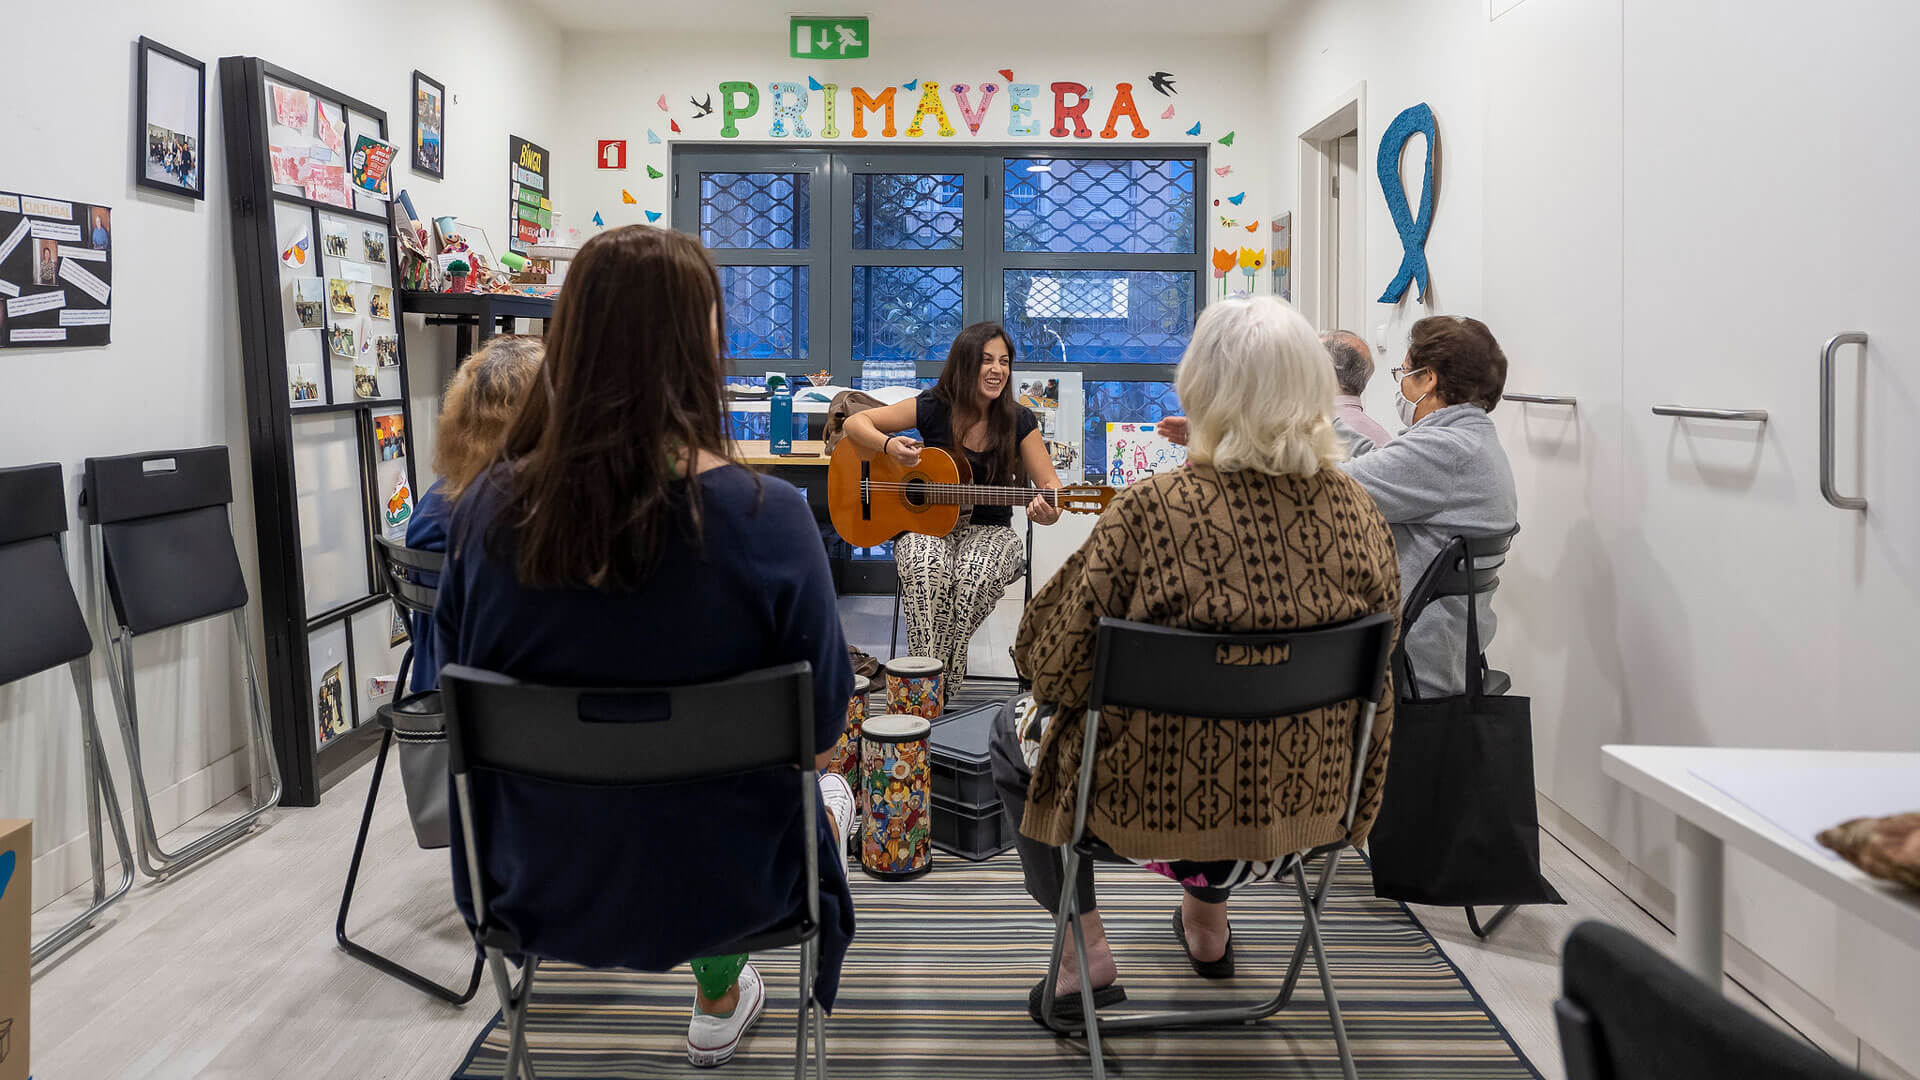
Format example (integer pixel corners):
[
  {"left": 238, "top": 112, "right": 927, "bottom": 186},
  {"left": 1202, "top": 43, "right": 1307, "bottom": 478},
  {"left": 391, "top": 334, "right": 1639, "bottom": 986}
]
[
  {"left": 1507, "top": 393, "right": 1577, "bottom": 406},
  {"left": 1819, "top": 331, "right": 1868, "bottom": 512},
  {"left": 1652, "top": 405, "right": 1769, "bottom": 422}
]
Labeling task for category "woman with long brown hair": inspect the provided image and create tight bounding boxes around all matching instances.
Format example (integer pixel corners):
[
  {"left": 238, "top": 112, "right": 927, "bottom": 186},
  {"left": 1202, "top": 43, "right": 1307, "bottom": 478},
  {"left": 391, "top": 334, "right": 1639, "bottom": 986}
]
[
  {"left": 841, "top": 322, "right": 1064, "bottom": 695},
  {"left": 435, "top": 225, "right": 856, "bottom": 1068}
]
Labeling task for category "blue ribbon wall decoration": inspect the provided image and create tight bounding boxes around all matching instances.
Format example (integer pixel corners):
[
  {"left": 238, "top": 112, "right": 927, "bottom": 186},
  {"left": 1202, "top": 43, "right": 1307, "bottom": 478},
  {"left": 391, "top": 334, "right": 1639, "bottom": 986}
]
[{"left": 1377, "top": 102, "right": 1438, "bottom": 304}]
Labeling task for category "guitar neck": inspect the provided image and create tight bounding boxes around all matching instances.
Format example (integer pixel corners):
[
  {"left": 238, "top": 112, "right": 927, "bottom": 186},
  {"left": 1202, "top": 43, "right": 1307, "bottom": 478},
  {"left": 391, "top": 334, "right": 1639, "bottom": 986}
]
[{"left": 916, "top": 484, "right": 1057, "bottom": 507}]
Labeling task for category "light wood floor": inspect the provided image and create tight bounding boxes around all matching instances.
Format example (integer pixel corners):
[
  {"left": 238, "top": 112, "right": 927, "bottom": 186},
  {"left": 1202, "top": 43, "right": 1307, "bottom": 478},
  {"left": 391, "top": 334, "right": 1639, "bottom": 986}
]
[{"left": 32, "top": 754, "right": 1797, "bottom": 1080}]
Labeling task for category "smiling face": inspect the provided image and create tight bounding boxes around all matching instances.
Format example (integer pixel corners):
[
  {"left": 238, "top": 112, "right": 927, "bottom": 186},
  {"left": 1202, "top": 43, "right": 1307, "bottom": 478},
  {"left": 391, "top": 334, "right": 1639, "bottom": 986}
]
[{"left": 977, "top": 334, "right": 1011, "bottom": 405}]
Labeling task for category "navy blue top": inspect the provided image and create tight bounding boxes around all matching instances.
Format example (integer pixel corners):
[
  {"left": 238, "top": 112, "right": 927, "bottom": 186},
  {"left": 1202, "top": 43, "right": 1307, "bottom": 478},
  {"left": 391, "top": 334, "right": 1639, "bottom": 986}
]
[
  {"left": 435, "top": 463, "right": 857, "bottom": 1006},
  {"left": 914, "top": 389, "right": 1038, "bottom": 528},
  {"left": 402, "top": 479, "right": 450, "bottom": 693}
]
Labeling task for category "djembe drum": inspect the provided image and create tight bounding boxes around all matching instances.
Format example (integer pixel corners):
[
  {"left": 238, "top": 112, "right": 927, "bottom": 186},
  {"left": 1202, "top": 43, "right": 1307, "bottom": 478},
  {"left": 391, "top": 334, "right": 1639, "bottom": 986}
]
[
  {"left": 883, "top": 655, "right": 944, "bottom": 720},
  {"left": 826, "top": 674, "right": 870, "bottom": 779},
  {"left": 859, "top": 713, "right": 933, "bottom": 880}
]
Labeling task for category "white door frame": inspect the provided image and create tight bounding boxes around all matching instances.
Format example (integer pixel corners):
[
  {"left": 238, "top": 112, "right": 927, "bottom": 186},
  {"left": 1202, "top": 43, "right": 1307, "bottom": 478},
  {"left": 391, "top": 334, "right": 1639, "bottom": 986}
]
[{"left": 1297, "top": 83, "right": 1367, "bottom": 331}]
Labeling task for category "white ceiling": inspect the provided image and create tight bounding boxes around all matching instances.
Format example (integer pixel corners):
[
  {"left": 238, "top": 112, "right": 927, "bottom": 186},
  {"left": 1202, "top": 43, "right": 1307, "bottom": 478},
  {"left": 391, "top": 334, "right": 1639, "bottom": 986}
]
[{"left": 527, "top": 0, "right": 1289, "bottom": 36}]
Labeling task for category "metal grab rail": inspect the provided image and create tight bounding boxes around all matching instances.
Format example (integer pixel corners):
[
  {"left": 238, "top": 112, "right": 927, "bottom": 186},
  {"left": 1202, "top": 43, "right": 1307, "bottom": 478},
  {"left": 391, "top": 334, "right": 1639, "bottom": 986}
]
[
  {"left": 1819, "top": 331, "right": 1868, "bottom": 512},
  {"left": 1652, "top": 405, "right": 1768, "bottom": 423},
  {"left": 1506, "top": 393, "right": 1577, "bottom": 406}
]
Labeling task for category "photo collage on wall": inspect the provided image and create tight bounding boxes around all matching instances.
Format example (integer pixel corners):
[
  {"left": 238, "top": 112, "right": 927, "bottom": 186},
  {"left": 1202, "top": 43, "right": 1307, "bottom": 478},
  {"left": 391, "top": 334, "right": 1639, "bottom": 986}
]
[
  {"left": 0, "top": 191, "right": 113, "bottom": 348},
  {"left": 1012, "top": 370, "right": 1084, "bottom": 481}
]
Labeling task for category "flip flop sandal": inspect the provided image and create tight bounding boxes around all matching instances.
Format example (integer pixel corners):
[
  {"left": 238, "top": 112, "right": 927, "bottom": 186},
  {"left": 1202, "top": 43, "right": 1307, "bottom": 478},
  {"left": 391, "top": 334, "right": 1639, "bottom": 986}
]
[
  {"left": 1173, "top": 907, "right": 1235, "bottom": 979},
  {"left": 1027, "top": 979, "right": 1127, "bottom": 1027}
]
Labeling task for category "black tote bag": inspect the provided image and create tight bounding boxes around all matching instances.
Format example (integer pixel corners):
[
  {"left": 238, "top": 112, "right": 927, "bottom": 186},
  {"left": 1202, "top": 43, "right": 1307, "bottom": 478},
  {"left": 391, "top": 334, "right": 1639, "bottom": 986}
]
[{"left": 1367, "top": 574, "right": 1562, "bottom": 907}]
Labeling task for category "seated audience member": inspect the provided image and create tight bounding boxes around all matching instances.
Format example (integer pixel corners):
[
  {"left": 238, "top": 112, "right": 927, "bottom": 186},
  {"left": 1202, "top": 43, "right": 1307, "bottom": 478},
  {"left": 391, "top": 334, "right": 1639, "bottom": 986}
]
[
  {"left": 1323, "top": 328, "right": 1393, "bottom": 446},
  {"left": 435, "top": 226, "right": 857, "bottom": 1068},
  {"left": 1340, "top": 315, "right": 1516, "bottom": 696},
  {"left": 403, "top": 334, "right": 544, "bottom": 692},
  {"left": 992, "top": 297, "right": 1400, "bottom": 1022}
]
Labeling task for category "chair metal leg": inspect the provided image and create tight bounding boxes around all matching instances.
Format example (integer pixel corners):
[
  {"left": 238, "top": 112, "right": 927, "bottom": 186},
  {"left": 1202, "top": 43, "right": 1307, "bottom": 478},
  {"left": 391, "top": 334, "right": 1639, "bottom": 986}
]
[
  {"left": 490, "top": 950, "right": 539, "bottom": 1080},
  {"left": 31, "top": 658, "right": 135, "bottom": 964},
  {"left": 796, "top": 937, "right": 814, "bottom": 1080},
  {"left": 1038, "top": 845, "right": 1081, "bottom": 1035},
  {"left": 1067, "top": 894, "right": 1108, "bottom": 1080},
  {"left": 335, "top": 725, "right": 484, "bottom": 1004},
  {"left": 91, "top": 529, "right": 284, "bottom": 878},
  {"left": 1465, "top": 904, "right": 1518, "bottom": 940},
  {"left": 889, "top": 584, "right": 902, "bottom": 661},
  {"left": 1294, "top": 861, "right": 1358, "bottom": 1080}
]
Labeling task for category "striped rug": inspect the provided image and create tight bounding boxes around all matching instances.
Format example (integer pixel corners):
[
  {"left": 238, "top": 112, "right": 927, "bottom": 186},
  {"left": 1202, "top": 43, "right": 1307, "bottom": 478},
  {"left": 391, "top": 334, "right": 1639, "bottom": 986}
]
[{"left": 452, "top": 852, "right": 1541, "bottom": 1078}]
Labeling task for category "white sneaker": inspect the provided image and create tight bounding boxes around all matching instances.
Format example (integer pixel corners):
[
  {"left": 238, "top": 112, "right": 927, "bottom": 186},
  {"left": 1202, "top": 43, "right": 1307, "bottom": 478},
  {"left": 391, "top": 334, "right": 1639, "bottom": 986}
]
[
  {"left": 818, "top": 771, "right": 857, "bottom": 857},
  {"left": 686, "top": 962, "right": 765, "bottom": 1068}
]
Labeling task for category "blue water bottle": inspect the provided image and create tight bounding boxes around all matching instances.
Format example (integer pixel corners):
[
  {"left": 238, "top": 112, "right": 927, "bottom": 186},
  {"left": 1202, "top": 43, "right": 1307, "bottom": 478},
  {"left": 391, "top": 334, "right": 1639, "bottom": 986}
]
[{"left": 768, "top": 373, "right": 793, "bottom": 456}]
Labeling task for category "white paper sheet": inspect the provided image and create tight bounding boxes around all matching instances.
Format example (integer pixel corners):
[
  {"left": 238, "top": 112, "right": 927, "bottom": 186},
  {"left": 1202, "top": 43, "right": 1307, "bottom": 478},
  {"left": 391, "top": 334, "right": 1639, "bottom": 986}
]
[
  {"left": 6, "top": 291, "right": 66, "bottom": 318},
  {"left": 31, "top": 221, "right": 82, "bottom": 242},
  {"left": 0, "top": 279, "right": 17, "bottom": 298},
  {"left": 0, "top": 218, "right": 30, "bottom": 263},
  {"left": 339, "top": 260, "right": 373, "bottom": 284},
  {"left": 0, "top": 195, "right": 17, "bottom": 213},
  {"left": 58, "top": 260, "right": 110, "bottom": 304},
  {"left": 1690, "top": 761, "right": 1920, "bottom": 859},
  {"left": 58, "top": 244, "right": 106, "bottom": 262},
  {"left": 10, "top": 327, "right": 67, "bottom": 342},
  {"left": 58, "top": 308, "right": 110, "bottom": 326}
]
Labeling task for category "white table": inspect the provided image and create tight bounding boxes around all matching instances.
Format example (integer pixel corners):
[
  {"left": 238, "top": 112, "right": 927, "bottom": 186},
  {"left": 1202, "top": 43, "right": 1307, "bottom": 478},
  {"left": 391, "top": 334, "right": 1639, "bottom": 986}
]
[{"left": 1601, "top": 746, "right": 1920, "bottom": 988}]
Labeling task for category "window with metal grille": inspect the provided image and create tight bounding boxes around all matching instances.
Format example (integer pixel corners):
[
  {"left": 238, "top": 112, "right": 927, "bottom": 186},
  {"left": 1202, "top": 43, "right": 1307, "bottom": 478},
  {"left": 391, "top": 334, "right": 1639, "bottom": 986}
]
[{"left": 673, "top": 147, "right": 1205, "bottom": 479}]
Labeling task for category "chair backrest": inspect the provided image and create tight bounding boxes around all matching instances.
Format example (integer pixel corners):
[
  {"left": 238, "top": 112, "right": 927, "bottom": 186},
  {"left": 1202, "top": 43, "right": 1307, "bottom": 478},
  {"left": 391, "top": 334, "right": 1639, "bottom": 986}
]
[
  {"left": 81, "top": 447, "right": 247, "bottom": 636},
  {"left": 1397, "top": 525, "right": 1518, "bottom": 699},
  {"left": 374, "top": 537, "right": 443, "bottom": 619},
  {"left": 1557, "top": 921, "right": 1867, "bottom": 1080},
  {"left": 439, "top": 661, "right": 820, "bottom": 964},
  {"left": 0, "top": 463, "right": 92, "bottom": 686}
]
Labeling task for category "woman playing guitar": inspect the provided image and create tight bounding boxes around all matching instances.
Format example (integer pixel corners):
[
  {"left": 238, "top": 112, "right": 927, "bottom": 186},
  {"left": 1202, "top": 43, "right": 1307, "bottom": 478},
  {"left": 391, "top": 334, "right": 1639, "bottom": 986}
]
[{"left": 841, "top": 322, "right": 1063, "bottom": 697}]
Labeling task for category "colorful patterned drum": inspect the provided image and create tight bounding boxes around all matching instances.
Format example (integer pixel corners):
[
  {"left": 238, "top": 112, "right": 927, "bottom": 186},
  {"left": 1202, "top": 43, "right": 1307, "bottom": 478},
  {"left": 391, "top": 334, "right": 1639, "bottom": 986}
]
[
  {"left": 826, "top": 675, "right": 870, "bottom": 779},
  {"left": 858, "top": 713, "right": 934, "bottom": 880},
  {"left": 883, "top": 656, "right": 944, "bottom": 720}
]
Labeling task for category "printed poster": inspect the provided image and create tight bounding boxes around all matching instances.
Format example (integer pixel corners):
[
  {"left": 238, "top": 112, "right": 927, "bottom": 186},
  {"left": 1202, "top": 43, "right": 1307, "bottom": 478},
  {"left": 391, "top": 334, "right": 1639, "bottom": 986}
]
[
  {"left": 0, "top": 189, "right": 113, "bottom": 348},
  {"left": 315, "top": 661, "right": 348, "bottom": 745},
  {"left": 1012, "top": 370, "right": 1084, "bottom": 480},
  {"left": 349, "top": 133, "right": 397, "bottom": 201},
  {"left": 1104, "top": 422, "right": 1187, "bottom": 486},
  {"left": 374, "top": 413, "right": 406, "bottom": 459}
]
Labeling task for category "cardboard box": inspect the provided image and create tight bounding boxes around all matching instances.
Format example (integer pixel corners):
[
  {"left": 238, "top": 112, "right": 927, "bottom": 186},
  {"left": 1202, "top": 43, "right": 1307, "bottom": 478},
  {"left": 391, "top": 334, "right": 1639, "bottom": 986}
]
[{"left": 0, "top": 819, "right": 28, "bottom": 1080}]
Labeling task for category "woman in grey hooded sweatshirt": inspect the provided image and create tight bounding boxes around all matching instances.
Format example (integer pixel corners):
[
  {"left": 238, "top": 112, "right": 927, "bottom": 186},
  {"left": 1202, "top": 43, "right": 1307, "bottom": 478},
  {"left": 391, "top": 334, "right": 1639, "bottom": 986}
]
[{"left": 1338, "top": 315, "right": 1516, "bottom": 696}]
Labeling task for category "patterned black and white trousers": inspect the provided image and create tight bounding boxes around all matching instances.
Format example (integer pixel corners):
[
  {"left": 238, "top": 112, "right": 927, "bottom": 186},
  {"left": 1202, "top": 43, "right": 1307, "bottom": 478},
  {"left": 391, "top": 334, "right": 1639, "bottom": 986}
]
[{"left": 894, "top": 524, "right": 1024, "bottom": 694}]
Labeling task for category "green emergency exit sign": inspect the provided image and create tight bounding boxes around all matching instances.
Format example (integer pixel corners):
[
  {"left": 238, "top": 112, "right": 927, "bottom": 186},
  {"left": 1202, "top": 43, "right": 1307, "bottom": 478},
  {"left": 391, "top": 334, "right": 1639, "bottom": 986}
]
[{"left": 790, "top": 16, "right": 869, "bottom": 59}]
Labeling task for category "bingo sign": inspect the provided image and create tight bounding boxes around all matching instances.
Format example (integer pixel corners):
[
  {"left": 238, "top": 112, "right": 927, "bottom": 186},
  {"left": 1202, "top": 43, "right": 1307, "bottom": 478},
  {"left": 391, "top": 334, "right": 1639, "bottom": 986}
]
[
  {"left": 508, "top": 135, "right": 552, "bottom": 254},
  {"left": 790, "top": 16, "right": 869, "bottom": 59}
]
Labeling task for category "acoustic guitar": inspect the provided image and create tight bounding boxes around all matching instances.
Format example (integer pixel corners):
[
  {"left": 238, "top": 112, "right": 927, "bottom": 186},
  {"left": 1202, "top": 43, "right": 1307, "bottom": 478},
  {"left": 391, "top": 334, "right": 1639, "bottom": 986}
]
[{"left": 827, "top": 440, "right": 1116, "bottom": 548}]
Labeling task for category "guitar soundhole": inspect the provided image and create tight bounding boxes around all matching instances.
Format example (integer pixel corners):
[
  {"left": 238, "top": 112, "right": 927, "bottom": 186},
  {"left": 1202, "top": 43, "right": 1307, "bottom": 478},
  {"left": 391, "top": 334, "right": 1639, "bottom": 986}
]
[{"left": 903, "top": 477, "right": 928, "bottom": 509}]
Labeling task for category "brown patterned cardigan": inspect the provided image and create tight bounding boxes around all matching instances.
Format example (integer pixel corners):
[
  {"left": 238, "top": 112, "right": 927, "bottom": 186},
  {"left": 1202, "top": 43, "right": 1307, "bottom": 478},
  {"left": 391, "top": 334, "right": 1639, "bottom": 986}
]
[{"left": 1014, "top": 463, "right": 1402, "bottom": 861}]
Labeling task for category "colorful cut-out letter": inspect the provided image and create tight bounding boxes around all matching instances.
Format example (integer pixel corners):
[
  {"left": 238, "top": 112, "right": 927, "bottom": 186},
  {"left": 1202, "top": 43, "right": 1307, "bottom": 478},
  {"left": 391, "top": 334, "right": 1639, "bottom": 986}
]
[
  {"left": 1006, "top": 84, "right": 1040, "bottom": 136},
  {"left": 767, "top": 81, "right": 813, "bottom": 138},
  {"left": 718, "top": 81, "right": 760, "bottom": 139},
  {"left": 1100, "top": 82, "right": 1148, "bottom": 139},
  {"left": 1050, "top": 82, "right": 1093, "bottom": 138},
  {"left": 951, "top": 83, "right": 999, "bottom": 135},
  {"left": 852, "top": 86, "right": 898, "bottom": 138},
  {"left": 905, "top": 81, "right": 956, "bottom": 137}
]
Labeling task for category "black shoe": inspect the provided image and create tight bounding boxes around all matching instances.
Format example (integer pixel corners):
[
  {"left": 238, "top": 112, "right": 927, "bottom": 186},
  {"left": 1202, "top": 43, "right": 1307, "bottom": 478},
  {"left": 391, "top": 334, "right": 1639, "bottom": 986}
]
[
  {"left": 1027, "top": 979, "right": 1127, "bottom": 1027},
  {"left": 1173, "top": 908, "right": 1235, "bottom": 979}
]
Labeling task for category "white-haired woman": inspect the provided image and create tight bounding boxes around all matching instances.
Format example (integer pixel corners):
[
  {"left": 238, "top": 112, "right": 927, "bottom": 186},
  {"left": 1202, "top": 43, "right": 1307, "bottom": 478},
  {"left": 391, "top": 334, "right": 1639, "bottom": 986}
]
[{"left": 990, "top": 296, "right": 1402, "bottom": 1022}]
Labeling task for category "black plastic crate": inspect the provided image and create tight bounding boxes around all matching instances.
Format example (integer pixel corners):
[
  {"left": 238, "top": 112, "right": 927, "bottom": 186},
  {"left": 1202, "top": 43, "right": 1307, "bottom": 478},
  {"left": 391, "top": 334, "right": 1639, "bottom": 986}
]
[
  {"left": 932, "top": 793, "right": 1016, "bottom": 861},
  {"left": 929, "top": 701, "right": 1000, "bottom": 807}
]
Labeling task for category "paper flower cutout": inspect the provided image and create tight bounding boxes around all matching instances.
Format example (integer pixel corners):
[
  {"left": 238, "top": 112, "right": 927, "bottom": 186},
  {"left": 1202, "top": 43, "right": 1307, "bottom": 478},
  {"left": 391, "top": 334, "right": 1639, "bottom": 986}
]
[
  {"left": 621, "top": 189, "right": 637, "bottom": 204},
  {"left": 1186, "top": 122, "right": 1201, "bottom": 137},
  {"left": 1239, "top": 247, "right": 1264, "bottom": 270},
  {"left": 1227, "top": 192, "right": 1245, "bottom": 205},
  {"left": 1211, "top": 248, "right": 1237, "bottom": 278}
]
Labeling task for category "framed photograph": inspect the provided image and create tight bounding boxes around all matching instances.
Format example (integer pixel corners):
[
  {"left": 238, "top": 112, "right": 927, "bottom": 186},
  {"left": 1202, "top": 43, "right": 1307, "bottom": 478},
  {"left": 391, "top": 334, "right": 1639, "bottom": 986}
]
[
  {"left": 135, "top": 37, "right": 206, "bottom": 199},
  {"left": 412, "top": 71, "right": 445, "bottom": 180}
]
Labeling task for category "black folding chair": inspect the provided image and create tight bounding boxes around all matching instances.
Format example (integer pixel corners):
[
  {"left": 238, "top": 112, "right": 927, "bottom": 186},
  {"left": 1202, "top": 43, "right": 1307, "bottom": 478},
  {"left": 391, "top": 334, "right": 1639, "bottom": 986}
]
[
  {"left": 1, "top": 463, "right": 134, "bottom": 962},
  {"left": 1038, "top": 613, "right": 1396, "bottom": 1080},
  {"left": 1557, "top": 920, "right": 1868, "bottom": 1080},
  {"left": 334, "top": 538, "right": 482, "bottom": 1004},
  {"left": 80, "top": 447, "right": 282, "bottom": 878},
  {"left": 442, "top": 661, "right": 830, "bottom": 1080}
]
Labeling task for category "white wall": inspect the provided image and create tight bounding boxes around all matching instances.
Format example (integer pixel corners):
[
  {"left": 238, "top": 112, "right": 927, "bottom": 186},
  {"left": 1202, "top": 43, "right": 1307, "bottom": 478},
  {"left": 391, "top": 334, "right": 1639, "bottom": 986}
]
[{"left": 0, "top": 0, "right": 562, "bottom": 907}]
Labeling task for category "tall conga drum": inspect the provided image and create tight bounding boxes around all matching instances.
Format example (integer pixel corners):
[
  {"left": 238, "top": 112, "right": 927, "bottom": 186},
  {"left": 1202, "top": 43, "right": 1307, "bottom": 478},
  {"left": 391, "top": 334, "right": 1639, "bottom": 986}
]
[
  {"left": 883, "top": 656, "right": 944, "bottom": 720},
  {"left": 826, "top": 674, "right": 870, "bottom": 779},
  {"left": 859, "top": 713, "right": 933, "bottom": 880}
]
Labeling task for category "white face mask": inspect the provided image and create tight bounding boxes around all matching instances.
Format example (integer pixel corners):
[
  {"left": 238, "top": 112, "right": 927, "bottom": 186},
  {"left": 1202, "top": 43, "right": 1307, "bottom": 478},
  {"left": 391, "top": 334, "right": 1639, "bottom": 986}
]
[{"left": 1395, "top": 368, "right": 1431, "bottom": 426}]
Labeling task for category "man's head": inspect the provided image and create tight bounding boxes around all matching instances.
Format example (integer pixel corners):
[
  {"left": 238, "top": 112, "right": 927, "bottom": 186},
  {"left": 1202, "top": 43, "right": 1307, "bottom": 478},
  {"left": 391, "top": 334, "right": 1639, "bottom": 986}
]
[{"left": 1321, "top": 330, "right": 1374, "bottom": 396}]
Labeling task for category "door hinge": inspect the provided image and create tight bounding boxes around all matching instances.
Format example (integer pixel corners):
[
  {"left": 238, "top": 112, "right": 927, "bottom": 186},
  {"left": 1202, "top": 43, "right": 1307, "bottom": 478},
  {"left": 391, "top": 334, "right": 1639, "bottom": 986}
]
[
  {"left": 672, "top": 175, "right": 679, "bottom": 199},
  {"left": 1331, "top": 174, "right": 1340, "bottom": 198}
]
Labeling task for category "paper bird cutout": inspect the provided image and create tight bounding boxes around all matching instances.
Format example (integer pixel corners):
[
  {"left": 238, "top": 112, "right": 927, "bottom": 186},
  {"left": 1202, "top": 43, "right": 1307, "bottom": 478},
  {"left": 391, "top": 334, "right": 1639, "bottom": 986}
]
[
  {"left": 592, "top": 212, "right": 604, "bottom": 226},
  {"left": 1186, "top": 122, "right": 1202, "bottom": 137},
  {"left": 903, "top": 78, "right": 919, "bottom": 91},
  {"left": 1227, "top": 192, "right": 1245, "bottom": 205},
  {"left": 1246, "top": 220, "right": 1260, "bottom": 232},
  {"left": 1161, "top": 105, "right": 1176, "bottom": 120},
  {"left": 1219, "top": 215, "right": 1238, "bottom": 227},
  {"left": 646, "top": 210, "right": 662, "bottom": 222},
  {"left": 622, "top": 189, "right": 637, "bottom": 204},
  {"left": 1148, "top": 72, "right": 1177, "bottom": 96},
  {"left": 647, "top": 165, "right": 664, "bottom": 179},
  {"left": 1219, "top": 131, "right": 1236, "bottom": 146},
  {"left": 656, "top": 94, "right": 667, "bottom": 111},
  {"left": 690, "top": 94, "right": 713, "bottom": 118},
  {"left": 1215, "top": 165, "right": 1232, "bottom": 178},
  {"left": 998, "top": 68, "right": 1015, "bottom": 82},
  {"left": 647, "top": 129, "right": 661, "bottom": 144},
  {"left": 670, "top": 119, "right": 682, "bottom": 133},
  {"left": 808, "top": 75, "right": 824, "bottom": 91}
]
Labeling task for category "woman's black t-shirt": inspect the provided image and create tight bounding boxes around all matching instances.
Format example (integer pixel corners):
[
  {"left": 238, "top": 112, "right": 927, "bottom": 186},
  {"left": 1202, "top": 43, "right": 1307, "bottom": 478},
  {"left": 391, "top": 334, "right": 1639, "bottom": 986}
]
[{"left": 912, "top": 389, "right": 1038, "bottom": 528}]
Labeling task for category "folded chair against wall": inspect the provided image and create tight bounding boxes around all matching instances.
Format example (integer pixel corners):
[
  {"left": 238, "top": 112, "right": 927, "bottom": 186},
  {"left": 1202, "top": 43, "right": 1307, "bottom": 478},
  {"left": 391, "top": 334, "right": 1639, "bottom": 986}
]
[
  {"left": 1037, "top": 613, "right": 1397, "bottom": 1080},
  {"left": 0, "top": 463, "right": 135, "bottom": 962},
  {"left": 1556, "top": 920, "right": 1868, "bottom": 1080},
  {"left": 442, "top": 661, "right": 831, "bottom": 1080},
  {"left": 80, "top": 447, "right": 282, "bottom": 878},
  {"left": 335, "top": 537, "right": 482, "bottom": 1004}
]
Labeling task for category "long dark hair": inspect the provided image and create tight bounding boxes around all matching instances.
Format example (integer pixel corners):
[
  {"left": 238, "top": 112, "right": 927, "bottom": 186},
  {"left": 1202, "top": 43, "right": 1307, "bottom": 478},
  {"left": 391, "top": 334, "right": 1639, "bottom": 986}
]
[
  {"left": 486, "top": 226, "right": 733, "bottom": 589},
  {"left": 932, "top": 321, "right": 1022, "bottom": 484}
]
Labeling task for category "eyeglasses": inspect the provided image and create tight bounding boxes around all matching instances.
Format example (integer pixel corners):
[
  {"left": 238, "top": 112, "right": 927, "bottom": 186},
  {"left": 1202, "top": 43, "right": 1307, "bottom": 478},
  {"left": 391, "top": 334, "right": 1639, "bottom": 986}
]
[{"left": 1389, "top": 365, "right": 1428, "bottom": 381}]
